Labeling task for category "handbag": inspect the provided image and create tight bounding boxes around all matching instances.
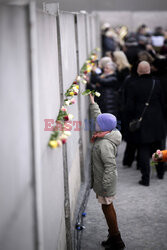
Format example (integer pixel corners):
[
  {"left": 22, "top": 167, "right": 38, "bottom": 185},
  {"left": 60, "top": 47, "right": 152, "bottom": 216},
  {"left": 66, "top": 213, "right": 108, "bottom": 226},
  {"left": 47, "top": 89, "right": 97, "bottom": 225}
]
[{"left": 129, "top": 80, "right": 155, "bottom": 132}]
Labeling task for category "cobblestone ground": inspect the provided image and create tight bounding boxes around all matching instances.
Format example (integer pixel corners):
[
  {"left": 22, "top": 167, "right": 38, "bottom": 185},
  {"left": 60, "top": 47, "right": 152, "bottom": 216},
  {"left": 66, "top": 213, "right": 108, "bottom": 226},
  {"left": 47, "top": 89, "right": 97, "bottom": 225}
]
[{"left": 81, "top": 142, "right": 167, "bottom": 250}]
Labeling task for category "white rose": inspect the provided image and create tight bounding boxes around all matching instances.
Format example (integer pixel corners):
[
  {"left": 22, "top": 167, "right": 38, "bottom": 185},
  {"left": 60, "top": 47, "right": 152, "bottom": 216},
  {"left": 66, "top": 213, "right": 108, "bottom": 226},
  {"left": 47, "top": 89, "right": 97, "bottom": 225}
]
[
  {"left": 64, "top": 100, "right": 70, "bottom": 106},
  {"left": 63, "top": 131, "right": 71, "bottom": 136},
  {"left": 81, "top": 79, "right": 87, "bottom": 84},
  {"left": 60, "top": 134, "right": 68, "bottom": 140},
  {"left": 68, "top": 114, "right": 74, "bottom": 120},
  {"left": 77, "top": 76, "right": 81, "bottom": 81},
  {"left": 95, "top": 92, "right": 101, "bottom": 97}
]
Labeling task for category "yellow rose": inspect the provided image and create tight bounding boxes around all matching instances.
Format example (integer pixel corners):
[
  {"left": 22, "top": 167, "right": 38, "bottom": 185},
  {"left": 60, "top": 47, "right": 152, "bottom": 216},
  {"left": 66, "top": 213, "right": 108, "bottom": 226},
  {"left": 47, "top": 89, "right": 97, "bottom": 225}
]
[
  {"left": 69, "top": 92, "right": 74, "bottom": 96},
  {"left": 49, "top": 140, "right": 58, "bottom": 148}
]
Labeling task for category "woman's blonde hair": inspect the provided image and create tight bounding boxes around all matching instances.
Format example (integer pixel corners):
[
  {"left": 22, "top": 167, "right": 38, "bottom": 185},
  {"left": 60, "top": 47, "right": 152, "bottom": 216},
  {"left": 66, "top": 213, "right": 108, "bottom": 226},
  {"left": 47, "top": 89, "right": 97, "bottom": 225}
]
[{"left": 113, "top": 51, "right": 131, "bottom": 71}]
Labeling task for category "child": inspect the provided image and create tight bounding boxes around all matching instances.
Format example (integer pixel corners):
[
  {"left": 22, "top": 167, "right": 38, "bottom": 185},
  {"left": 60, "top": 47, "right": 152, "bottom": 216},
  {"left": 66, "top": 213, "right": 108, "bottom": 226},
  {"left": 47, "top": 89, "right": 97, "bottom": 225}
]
[
  {"left": 152, "top": 149, "right": 167, "bottom": 162},
  {"left": 89, "top": 94, "right": 125, "bottom": 250}
]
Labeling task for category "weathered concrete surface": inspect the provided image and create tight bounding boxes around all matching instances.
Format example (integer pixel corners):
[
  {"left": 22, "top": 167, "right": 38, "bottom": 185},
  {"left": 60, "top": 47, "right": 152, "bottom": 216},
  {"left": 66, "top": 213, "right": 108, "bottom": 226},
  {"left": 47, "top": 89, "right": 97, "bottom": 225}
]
[
  {"left": 97, "top": 11, "right": 167, "bottom": 32},
  {"left": 81, "top": 141, "right": 167, "bottom": 250}
]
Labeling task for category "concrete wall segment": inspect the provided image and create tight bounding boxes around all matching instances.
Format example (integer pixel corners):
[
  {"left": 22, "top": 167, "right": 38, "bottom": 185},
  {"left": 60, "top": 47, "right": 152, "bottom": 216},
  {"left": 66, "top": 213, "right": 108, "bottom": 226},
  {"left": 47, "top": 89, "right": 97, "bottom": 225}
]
[
  {"left": 36, "top": 10, "right": 66, "bottom": 250},
  {"left": 0, "top": 5, "right": 35, "bottom": 250}
]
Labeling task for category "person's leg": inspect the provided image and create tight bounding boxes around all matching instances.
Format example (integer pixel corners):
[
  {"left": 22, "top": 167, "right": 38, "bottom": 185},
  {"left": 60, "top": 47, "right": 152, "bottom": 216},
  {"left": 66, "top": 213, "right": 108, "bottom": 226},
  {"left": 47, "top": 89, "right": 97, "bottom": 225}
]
[
  {"left": 101, "top": 203, "right": 125, "bottom": 249},
  {"left": 102, "top": 203, "right": 119, "bottom": 236},
  {"left": 123, "top": 142, "right": 137, "bottom": 167},
  {"left": 137, "top": 143, "right": 151, "bottom": 185}
]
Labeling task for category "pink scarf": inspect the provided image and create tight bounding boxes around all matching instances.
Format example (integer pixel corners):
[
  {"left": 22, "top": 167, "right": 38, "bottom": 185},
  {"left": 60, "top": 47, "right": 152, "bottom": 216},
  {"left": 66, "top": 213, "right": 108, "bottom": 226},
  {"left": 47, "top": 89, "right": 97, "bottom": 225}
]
[{"left": 91, "top": 131, "right": 110, "bottom": 143}]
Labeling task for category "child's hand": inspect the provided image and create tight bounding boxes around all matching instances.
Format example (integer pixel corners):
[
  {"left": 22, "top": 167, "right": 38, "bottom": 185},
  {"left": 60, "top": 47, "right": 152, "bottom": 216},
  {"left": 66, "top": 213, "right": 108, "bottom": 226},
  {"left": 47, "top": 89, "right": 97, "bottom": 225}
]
[
  {"left": 89, "top": 94, "right": 95, "bottom": 104},
  {"left": 152, "top": 149, "right": 163, "bottom": 162}
]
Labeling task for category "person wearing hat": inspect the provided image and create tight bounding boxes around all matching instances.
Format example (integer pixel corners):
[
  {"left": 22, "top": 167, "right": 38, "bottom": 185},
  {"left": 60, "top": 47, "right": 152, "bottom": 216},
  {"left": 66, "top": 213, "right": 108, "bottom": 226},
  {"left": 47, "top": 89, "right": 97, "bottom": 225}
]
[
  {"left": 89, "top": 94, "right": 125, "bottom": 250},
  {"left": 124, "top": 36, "right": 140, "bottom": 65}
]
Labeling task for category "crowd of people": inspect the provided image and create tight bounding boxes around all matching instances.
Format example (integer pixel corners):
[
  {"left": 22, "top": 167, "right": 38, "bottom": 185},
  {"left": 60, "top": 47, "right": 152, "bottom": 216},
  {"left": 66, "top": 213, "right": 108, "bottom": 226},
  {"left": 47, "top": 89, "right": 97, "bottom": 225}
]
[
  {"left": 88, "top": 23, "right": 167, "bottom": 250},
  {"left": 88, "top": 23, "right": 167, "bottom": 187}
]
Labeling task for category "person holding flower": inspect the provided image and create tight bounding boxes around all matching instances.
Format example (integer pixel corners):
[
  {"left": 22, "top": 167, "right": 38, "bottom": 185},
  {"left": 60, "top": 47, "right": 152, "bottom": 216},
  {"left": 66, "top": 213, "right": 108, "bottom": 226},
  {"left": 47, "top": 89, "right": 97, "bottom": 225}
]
[
  {"left": 88, "top": 61, "right": 119, "bottom": 117},
  {"left": 89, "top": 94, "right": 125, "bottom": 250},
  {"left": 152, "top": 149, "right": 167, "bottom": 162}
]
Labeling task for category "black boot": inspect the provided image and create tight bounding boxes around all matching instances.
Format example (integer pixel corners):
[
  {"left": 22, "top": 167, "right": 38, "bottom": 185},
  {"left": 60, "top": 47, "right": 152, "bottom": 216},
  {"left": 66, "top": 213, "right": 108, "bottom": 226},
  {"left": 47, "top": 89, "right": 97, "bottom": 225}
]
[
  {"left": 101, "top": 233, "right": 112, "bottom": 248},
  {"left": 104, "top": 232, "right": 125, "bottom": 250}
]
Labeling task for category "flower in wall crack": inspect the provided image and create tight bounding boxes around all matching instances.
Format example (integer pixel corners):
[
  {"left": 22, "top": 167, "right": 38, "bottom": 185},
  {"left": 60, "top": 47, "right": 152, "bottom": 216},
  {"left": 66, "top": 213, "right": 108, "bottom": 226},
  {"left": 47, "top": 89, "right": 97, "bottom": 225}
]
[
  {"left": 69, "top": 91, "right": 74, "bottom": 96},
  {"left": 91, "top": 52, "right": 98, "bottom": 60},
  {"left": 73, "top": 86, "right": 79, "bottom": 93},
  {"left": 82, "top": 74, "right": 87, "bottom": 79},
  {"left": 64, "top": 100, "right": 70, "bottom": 106},
  {"left": 61, "top": 106, "right": 67, "bottom": 112},
  {"left": 86, "top": 65, "right": 92, "bottom": 73},
  {"left": 95, "top": 47, "right": 100, "bottom": 52},
  {"left": 57, "top": 139, "right": 62, "bottom": 147},
  {"left": 60, "top": 134, "right": 68, "bottom": 144},
  {"left": 49, "top": 140, "right": 58, "bottom": 148},
  {"left": 81, "top": 79, "right": 87, "bottom": 84},
  {"left": 64, "top": 115, "right": 69, "bottom": 121},
  {"left": 70, "top": 98, "right": 75, "bottom": 105},
  {"left": 63, "top": 131, "right": 71, "bottom": 136},
  {"left": 76, "top": 76, "right": 81, "bottom": 82},
  {"left": 68, "top": 114, "right": 74, "bottom": 120}
]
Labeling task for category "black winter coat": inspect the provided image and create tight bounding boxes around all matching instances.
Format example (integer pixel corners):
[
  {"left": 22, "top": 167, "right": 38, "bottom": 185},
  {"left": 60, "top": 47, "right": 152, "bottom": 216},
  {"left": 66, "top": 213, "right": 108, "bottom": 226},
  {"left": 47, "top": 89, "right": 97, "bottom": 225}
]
[
  {"left": 91, "top": 73, "right": 119, "bottom": 116},
  {"left": 125, "top": 74, "right": 166, "bottom": 144},
  {"left": 102, "top": 35, "right": 116, "bottom": 56},
  {"left": 125, "top": 46, "right": 140, "bottom": 65},
  {"left": 116, "top": 67, "right": 130, "bottom": 86}
]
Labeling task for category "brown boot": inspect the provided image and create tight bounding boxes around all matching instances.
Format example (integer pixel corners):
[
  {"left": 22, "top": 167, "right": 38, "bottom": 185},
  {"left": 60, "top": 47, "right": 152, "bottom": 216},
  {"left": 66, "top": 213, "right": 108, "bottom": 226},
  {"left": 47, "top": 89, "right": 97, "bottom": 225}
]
[{"left": 104, "top": 232, "right": 125, "bottom": 250}]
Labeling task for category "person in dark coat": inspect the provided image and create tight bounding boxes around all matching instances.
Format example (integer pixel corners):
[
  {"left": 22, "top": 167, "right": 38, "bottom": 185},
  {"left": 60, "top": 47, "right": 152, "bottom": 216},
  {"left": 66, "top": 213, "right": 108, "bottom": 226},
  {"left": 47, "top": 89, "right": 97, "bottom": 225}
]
[
  {"left": 121, "top": 74, "right": 139, "bottom": 167},
  {"left": 124, "top": 36, "right": 140, "bottom": 66},
  {"left": 152, "top": 57, "right": 167, "bottom": 118},
  {"left": 126, "top": 61, "right": 166, "bottom": 186},
  {"left": 102, "top": 28, "right": 117, "bottom": 56},
  {"left": 91, "top": 62, "right": 119, "bottom": 117}
]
